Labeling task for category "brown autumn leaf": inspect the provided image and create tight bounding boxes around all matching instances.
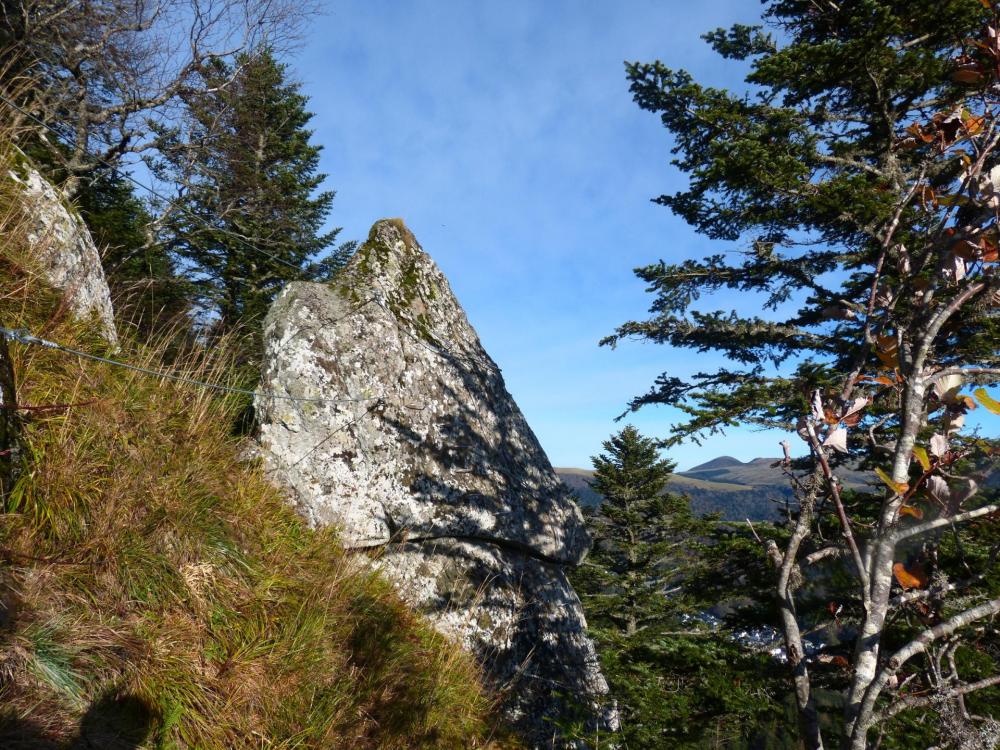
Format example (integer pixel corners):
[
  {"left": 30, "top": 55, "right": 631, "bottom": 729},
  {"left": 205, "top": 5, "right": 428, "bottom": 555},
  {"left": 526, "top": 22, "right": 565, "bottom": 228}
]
[
  {"left": 842, "top": 411, "right": 863, "bottom": 427},
  {"left": 875, "top": 335, "right": 899, "bottom": 369},
  {"left": 935, "top": 111, "right": 964, "bottom": 146},
  {"left": 952, "top": 239, "right": 982, "bottom": 260},
  {"left": 980, "top": 237, "right": 999, "bottom": 262},
  {"left": 963, "top": 114, "right": 987, "bottom": 135},
  {"left": 893, "top": 561, "right": 929, "bottom": 590},
  {"left": 840, "top": 396, "right": 868, "bottom": 427},
  {"left": 918, "top": 184, "right": 937, "bottom": 208},
  {"left": 905, "top": 122, "right": 935, "bottom": 143},
  {"left": 953, "top": 65, "right": 986, "bottom": 85},
  {"left": 899, "top": 505, "right": 925, "bottom": 520},
  {"left": 858, "top": 375, "right": 893, "bottom": 385}
]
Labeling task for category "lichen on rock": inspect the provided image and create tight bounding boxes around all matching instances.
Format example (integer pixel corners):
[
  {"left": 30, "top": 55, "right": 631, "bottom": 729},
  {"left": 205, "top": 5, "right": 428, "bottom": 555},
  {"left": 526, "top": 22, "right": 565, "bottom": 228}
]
[
  {"left": 256, "top": 219, "right": 616, "bottom": 746},
  {"left": 8, "top": 165, "right": 118, "bottom": 344},
  {"left": 257, "top": 219, "right": 589, "bottom": 563}
]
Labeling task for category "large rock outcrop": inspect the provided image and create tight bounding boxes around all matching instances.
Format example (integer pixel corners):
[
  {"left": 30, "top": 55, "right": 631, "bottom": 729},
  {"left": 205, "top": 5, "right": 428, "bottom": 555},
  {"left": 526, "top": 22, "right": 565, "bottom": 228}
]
[
  {"left": 256, "top": 219, "right": 615, "bottom": 746},
  {"left": 8, "top": 165, "right": 118, "bottom": 344},
  {"left": 2, "top": 159, "right": 118, "bottom": 490}
]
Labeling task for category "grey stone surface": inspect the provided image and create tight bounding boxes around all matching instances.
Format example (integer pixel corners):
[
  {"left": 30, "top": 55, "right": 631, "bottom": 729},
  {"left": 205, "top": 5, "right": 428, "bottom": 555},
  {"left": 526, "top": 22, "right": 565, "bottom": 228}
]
[
  {"left": 256, "top": 219, "right": 615, "bottom": 747},
  {"left": 256, "top": 219, "right": 588, "bottom": 563},
  {"left": 377, "top": 539, "right": 617, "bottom": 746},
  {"left": 10, "top": 166, "right": 118, "bottom": 344}
]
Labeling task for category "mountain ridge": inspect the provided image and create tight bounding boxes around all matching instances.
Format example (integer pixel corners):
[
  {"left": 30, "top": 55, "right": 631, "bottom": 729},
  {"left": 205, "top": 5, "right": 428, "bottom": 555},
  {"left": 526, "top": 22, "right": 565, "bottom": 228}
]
[{"left": 557, "top": 455, "right": 874, "bottom": 522}]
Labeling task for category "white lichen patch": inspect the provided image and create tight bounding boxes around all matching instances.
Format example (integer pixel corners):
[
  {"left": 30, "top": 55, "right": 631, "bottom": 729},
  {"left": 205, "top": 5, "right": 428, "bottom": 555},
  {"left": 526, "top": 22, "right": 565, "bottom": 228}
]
[
  {"left": 10, "top": 167, "right": 117, "bottom": 344},
  {"left": 255, "top": 219, "right": 615, "bottom": 745}
]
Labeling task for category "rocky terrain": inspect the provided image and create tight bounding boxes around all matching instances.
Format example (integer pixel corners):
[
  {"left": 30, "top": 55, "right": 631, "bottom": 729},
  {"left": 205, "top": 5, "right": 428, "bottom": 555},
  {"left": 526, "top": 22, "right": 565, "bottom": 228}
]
[{"left": 255, "top": 219, "right": 615, "bottom": 746}]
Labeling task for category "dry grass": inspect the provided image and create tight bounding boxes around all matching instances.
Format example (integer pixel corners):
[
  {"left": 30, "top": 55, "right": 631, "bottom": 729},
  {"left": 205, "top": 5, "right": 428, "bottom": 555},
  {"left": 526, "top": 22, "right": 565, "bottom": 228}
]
[{"left": 0, "top": 142, "right": 519, "bottom": 749}]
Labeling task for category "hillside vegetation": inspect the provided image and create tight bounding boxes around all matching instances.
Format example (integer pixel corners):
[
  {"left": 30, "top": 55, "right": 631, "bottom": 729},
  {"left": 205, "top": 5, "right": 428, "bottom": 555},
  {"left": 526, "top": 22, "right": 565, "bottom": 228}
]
[{"left": 0, "top": 146, "right": 515, "bottom": 749}]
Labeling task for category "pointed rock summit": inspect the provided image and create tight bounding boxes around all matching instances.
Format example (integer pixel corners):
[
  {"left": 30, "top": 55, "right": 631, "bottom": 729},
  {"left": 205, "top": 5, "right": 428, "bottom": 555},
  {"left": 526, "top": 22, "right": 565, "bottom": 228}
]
[
  {"left": 257, "top": 219, "right": 589, "bottom": 561},
  {"left": 256, "top": 219, "right": 614, "bottom": 746}
]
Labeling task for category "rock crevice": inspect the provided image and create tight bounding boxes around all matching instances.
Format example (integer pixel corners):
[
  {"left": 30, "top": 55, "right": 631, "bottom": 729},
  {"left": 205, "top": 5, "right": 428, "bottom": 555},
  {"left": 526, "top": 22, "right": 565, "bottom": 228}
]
[{"left": 256, "top": 219, "right": 615, "bottom": 746}]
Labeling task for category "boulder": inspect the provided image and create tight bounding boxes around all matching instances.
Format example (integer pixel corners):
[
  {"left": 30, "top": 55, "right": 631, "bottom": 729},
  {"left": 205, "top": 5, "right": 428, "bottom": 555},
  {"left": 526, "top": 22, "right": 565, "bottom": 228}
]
[
  {"left": 9, "top": 165, "right": 117, "bottom": 344},
  {"left": 256, "top": 219, "right": 615, "bottom": 746},
  {"left": 256, "top": 219, "right": 588, "bottom": 563}
]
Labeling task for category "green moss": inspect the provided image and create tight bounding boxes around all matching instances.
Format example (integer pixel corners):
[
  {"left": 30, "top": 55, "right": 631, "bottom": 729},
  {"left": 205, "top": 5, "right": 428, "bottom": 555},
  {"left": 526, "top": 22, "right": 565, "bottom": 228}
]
[
  {"left": 340, "top": 219, "right": 444, "bottom": 347},
  {"left": 476, "top": 610, "right": 494, "bottom": 632},
  {"left": 5, "top": 145, "right": 33, "bottom": 180}
]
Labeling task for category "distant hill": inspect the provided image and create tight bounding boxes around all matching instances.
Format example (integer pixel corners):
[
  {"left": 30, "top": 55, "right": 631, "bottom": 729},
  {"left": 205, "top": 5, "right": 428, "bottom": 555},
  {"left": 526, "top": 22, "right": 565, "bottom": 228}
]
[
  {"left": 681, "top": 455, "right": 871, "bottom": 491},
  {"left": 684, "top": 455, "right": 745, "bottom": 471},
  {"left": 557, "top": 456, "right": 875, "bottom": 522}
]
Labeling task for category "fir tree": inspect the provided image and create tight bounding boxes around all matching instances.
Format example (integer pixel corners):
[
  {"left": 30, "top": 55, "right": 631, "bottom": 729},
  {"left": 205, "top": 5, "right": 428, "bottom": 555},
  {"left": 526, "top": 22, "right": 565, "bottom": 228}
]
[
  {"left": 570, "top": 426, "right": 784, "bottom": 749},
  {"left": 609, "top": 2, "right": 1000, "bottom": 748},
  {"left": 74, "top": 169, "right": 191, "bottom": 337},
  {"left": 580, "top": 425, "right": 685, "bottom": 636},
  {"left": 159, "top": 48, "right": 354, "bottom": 348}
]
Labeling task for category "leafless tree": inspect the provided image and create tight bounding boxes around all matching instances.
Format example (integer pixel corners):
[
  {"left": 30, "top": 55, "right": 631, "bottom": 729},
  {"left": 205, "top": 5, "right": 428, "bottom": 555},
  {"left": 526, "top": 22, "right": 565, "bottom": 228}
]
[{"left": 0, "top": 0, "right": 313, "bottom": 196}]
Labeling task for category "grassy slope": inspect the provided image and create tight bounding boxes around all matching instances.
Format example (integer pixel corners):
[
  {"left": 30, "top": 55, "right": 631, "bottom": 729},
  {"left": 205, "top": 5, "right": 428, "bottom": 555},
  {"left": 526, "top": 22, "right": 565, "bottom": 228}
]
[{"left": 0, "top": 148, "right": 516, "bottom": 749}]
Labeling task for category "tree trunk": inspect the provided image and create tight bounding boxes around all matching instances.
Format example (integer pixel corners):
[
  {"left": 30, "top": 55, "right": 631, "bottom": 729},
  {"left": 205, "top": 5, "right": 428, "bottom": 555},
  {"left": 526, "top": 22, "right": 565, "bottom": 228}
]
[{"left": 0, "top": 327, "right": 19, "bottom": 498}]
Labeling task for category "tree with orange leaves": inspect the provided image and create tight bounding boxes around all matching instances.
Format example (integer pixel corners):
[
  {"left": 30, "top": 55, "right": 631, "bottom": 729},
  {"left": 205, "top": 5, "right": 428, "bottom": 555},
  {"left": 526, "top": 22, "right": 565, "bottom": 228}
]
[{"left": 611, "top": 2, "right": 1000, "bottom": 747}]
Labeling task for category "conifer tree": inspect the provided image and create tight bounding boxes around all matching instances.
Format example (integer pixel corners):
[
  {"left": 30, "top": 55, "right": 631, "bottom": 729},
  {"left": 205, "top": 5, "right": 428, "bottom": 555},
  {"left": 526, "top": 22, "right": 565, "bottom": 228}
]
[
  {"left": 75, "top": 169, "right": 190, "bottom": 337},
  {"left": 609, "top": 2, "right": 1000, "bottom": 748},
  {"left": 579, "top": 426, "right": 686, "bottom": 636},
  {"left": 570, "top": 427, "right": 783, "bottom": 749},
  {"left": 0, "top": 0, "right": 309, "bottom": 196},
  {"left": 158, "top": 48, "right": 353, "bottom": 348}
]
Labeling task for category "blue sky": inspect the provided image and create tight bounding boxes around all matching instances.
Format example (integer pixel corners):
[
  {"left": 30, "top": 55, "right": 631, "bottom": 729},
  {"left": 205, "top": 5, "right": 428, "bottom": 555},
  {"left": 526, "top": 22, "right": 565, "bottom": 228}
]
[{"left": 293, "top": 0, "right": 801, "bottom": 471}]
